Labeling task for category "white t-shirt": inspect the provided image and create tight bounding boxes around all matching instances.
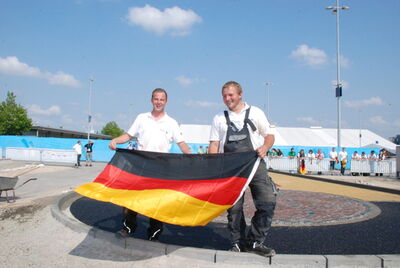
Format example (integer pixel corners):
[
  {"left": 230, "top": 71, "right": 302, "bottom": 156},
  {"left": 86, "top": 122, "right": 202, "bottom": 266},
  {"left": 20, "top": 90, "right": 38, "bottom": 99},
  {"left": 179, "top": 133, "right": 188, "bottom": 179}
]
[
  {"left": 329, "top": 151, "right": 338, "bottom": 160},
  {"left": 338, "top": 151, "right": 348, "bottom": 161},
  {"left": 73, "top": 143, "right": 82, "bottom": 154},
  {"left": 209, "top": 103, "right": 275, "bottom": 153},
  {"left": 127, "top": 112, "right": 185, "bottom": 153}
]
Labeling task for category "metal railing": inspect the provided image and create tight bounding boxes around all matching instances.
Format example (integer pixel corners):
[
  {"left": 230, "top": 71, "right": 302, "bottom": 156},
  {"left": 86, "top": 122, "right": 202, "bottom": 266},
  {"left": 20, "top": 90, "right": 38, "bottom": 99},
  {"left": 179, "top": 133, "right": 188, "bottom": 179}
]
[
  {"left": 350, "top": 159, "right": 396, "bottom": 175},
  {"left": 267, "top": 157, "right": 330, "bottom": 173},
  {"left": 266, "top": 157, "right": 397, "bottom": 176}
]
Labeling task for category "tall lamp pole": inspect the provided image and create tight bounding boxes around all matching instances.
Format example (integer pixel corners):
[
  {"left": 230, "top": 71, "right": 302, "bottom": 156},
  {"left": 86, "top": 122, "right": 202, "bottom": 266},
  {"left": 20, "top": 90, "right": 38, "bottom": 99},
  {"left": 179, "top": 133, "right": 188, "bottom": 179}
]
[
  {"left": 87, "top": 77, "right": 94, "bottom": 143},
  {"left": 265, "top": 82, "right": 273, "bottom": 120},
  {"left": 325, "top": 0, "right": 349, "bottom": 148}
]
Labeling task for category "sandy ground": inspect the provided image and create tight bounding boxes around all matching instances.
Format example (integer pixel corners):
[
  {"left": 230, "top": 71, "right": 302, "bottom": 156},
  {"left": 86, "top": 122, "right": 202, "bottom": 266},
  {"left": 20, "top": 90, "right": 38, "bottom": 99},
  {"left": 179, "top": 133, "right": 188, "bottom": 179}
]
[
  {"left": 1, "top": 161, "right": 268, "bottom": 268},
  {"left": 1, "top": 160, "right": 399, "bottom": 267},
  {"left": 0, "top": 204, "right": 269, "bottom": 268}
]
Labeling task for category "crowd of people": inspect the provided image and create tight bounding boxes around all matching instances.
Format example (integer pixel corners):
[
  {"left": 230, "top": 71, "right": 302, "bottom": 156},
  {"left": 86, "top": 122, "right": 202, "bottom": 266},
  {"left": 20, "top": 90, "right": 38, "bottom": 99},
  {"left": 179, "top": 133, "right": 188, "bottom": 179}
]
[
  {"left": 267, "top": 147, "right": 390, "bottom": 162},
  {"left": 266, "top": 147, "right": 391, "bottom": 176}
]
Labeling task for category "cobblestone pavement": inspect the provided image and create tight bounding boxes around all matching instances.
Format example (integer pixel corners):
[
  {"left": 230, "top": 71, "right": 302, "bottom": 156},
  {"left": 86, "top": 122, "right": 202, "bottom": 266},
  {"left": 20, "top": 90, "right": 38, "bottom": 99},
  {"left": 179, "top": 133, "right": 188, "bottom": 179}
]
[{"left": 214, "top": 189, "right": 381, "bottom": 226}]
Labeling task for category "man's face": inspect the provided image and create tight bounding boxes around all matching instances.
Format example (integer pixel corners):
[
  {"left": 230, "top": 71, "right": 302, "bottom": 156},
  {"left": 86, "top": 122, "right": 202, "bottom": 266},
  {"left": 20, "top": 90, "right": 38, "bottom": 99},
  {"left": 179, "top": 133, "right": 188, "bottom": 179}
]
[
  {"left": 222, "top": 86, "right": 242, "bottom": 111},
  {"left": 151, "top": 92, "right": 167, "bottom": 112}
]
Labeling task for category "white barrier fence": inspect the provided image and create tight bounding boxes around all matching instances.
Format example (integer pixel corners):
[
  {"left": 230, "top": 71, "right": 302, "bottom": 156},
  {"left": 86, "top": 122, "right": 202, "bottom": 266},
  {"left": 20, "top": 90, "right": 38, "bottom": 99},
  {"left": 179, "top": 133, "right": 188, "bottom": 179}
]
[
  {"left": 267, "top": 157, "right": 330, "bottom": 173},
  {"left": 266, "top": 157, "right": 397, "bottom": 176},
  {"left": 5, "top": 147, "right": 77, "bottom": 164},
  {"left": 350, "top": 159, "right": 396, "bottom": 175}
]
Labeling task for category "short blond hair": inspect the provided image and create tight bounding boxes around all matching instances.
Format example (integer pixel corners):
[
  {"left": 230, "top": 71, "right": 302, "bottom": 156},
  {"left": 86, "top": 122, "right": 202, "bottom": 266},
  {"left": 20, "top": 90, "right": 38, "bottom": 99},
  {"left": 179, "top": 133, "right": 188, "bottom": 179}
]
[
  {"left": 222, "top": 81, "right": 242, "bottom": 94},
  {"left": 152, "top": 88, "right": 168, "bottom": 100}
]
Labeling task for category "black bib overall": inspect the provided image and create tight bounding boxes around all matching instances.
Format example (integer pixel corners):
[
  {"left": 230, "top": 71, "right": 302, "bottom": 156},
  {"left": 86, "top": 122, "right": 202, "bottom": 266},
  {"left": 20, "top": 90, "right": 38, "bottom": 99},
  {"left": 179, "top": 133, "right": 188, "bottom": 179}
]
[
  {"left": 223, "top": 108, "right": 256, "bottom": 153},
  {"left": 223, "top": 107, "right": 276, "bottom": 246}
]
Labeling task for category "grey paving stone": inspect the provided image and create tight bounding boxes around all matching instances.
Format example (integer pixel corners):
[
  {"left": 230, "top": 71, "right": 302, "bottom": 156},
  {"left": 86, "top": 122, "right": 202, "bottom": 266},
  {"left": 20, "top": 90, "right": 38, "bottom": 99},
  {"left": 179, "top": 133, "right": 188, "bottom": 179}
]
[
  {"left": 377, "top": 254, "right": 400, "bottom": 268},
  {"left": 166, "top": 244, "right": 216, "bottom": 262},
  {"left": 325, "top": 255, "right": 382, "bottom": 268},
  {"left": 271, "top": 254, "right": 326, "bottom": 267},
  {"left": 215, "top": 250, "right": 269, "bottom": 266}
]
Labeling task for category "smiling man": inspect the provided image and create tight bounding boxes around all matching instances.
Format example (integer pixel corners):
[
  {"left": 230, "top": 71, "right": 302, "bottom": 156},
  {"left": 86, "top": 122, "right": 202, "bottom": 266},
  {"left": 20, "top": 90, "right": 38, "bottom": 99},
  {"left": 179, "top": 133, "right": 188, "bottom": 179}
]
[
  {"left": 209, "top": 81, "right": 277, "bottom": 256},
  {"left": 109, "top": 88, "right": 191, "bottom": 241}
]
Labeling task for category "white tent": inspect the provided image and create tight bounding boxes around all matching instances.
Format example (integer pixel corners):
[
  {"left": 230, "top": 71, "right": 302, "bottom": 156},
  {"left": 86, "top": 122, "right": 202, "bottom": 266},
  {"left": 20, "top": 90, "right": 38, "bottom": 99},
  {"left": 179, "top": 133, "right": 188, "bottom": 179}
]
[{"left": 180, "top": 124, "right": 397, "bottom": 151}]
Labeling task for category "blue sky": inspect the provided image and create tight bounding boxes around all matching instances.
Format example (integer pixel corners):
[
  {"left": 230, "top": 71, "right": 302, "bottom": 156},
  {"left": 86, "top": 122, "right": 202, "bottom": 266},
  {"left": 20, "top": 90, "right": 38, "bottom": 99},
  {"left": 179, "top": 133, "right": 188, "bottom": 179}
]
[{"left": 1, "top": 0, "right": 399, "bottom": 140}]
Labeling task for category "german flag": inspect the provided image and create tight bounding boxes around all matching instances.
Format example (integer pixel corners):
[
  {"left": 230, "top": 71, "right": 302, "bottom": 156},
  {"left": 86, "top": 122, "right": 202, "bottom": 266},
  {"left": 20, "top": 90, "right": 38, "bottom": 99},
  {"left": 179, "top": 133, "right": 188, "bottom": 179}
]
[{"left": 75, "top": 149, "right": 260, "bottom": 226}]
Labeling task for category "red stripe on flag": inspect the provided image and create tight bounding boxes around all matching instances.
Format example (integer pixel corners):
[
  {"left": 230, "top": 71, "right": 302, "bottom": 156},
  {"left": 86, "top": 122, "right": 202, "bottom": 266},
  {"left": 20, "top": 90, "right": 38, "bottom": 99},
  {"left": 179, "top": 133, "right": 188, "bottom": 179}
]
[{"left": 93, "top": 164, "right": 248, "bottom": 206}]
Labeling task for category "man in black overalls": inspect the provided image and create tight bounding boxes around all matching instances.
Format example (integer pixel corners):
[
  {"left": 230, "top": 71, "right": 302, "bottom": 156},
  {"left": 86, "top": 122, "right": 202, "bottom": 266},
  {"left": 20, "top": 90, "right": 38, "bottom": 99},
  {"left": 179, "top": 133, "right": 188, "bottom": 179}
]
[{"left": 209, "top": 81, "right": 277, "bottom": 256}]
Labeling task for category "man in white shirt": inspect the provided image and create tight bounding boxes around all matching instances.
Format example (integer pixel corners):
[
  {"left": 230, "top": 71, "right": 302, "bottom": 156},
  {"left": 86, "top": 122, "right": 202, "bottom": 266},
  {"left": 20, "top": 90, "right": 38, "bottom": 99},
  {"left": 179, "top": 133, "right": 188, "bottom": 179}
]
[
  {"left": 338, "top": 147, "right": 348, "bottom": 175},
  {"left": 209, "top": 81, "right": 276, "bottom": 257},
  {"left": 329, "top": 147, "right": 338, "bottom": 171},
  {"left": 109, "top": 88, "right": 191, "bottom": 241},
  {"left": 72, "top": 140, "right": 82, "bottom": 167}
]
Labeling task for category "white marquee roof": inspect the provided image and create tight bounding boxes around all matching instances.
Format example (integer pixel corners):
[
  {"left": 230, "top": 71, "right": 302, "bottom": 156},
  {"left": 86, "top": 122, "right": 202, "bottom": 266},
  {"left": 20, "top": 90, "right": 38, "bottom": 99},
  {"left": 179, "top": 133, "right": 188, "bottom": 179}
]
[{"left": 180, "top": 124, "right": 397, "bottom": 152}]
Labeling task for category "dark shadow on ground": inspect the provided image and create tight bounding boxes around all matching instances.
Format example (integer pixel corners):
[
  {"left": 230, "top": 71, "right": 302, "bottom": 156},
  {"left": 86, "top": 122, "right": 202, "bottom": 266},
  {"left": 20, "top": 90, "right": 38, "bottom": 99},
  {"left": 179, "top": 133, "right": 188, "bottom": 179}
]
[{"left": 70, "top": 197, "right": 400, "bottom": 254}]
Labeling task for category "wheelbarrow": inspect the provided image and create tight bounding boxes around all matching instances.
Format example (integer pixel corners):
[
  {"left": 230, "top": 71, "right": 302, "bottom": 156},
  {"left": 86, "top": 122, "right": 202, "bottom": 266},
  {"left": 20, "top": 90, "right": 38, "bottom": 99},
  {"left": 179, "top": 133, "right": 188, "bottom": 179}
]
[{"left": 0, "top": 165, "right": 39, "bottom": 203}]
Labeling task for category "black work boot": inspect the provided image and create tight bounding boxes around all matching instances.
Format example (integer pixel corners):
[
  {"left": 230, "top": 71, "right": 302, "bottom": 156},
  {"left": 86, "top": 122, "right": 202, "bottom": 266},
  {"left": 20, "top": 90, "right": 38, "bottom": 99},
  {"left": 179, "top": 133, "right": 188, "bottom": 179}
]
[{"left": 248, "top": 241, "right": 276, "bottom": 257}]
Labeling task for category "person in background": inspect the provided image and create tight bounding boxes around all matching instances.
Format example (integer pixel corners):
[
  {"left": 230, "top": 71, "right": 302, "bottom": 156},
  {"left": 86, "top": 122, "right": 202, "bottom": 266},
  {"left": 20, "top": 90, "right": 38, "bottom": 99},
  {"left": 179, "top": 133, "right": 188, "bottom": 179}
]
[
  {"left": 72, "top": 140, "right": 82, "bottom": 167},
  {"left": 360, "top": 151, "right": 367, "bottom": 159},
  {"left": 297, "top": 149, "right": 306, "bottom": 159},
  {"left": 197, "top": 145, "right": 206, "bottom": 154},
  {"left": 369, "top": 150, "right": 377, "bottom": 160},
  {"left": 329, "top": 147, "right": 338, "bottom": 171},
  {"left": 315, "top": 149, "right": 324, "bottom": 160},
  {"left": 338, "top": 147, "right": 348, "bottom": 175},
  {"left": 288, "top": 148, "right": 296, "bottom": 159},
  {"left": 307, "top": 149, "right": 315, "bottom": 159},
  {"left": 127, "top": 141, "right": 134, "bottom": 150},
  {"left": 352, "top": 151, "right": 360, "bottom": 160},
  {"left": 84, "top": 140, "right": 94, "bottom": 166}
]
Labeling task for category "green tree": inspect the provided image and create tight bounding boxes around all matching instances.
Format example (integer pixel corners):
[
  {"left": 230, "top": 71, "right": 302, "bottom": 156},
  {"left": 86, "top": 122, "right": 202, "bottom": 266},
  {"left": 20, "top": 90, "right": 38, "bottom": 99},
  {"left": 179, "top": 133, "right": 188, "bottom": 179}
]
[
  {"left": 0, "top": 91, "right": 32, "bottom": 135},
  {"left": 101, "top": 121, "right": 124, "bottom": 137}
]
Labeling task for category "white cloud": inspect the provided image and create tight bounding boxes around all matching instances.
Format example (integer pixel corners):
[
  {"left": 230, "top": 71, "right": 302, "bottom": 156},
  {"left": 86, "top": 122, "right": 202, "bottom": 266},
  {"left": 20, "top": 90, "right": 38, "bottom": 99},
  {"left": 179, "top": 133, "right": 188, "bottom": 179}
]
[
  {"left": 344, "top": 97, "right": 385, "bottom": 108},
  {"left": 61, "top": 114, "right": 74, "bottom": 124},
  {"left": 175, "top": 75, "right": 201, "bottom": 87},
  {"left": 184, "top": 100, "right": 222, "bottom": 108},
  {"left": 126, "top": 5, "right": 202, "bottom": 36},
  {"left": 0, "top": 56, "right": 81, "bottom": 87},
  {"left": 296, "top": 116, "right": 319, "bottom": 125},
  {"left": 369, "top": 116, "right": 389, "bottom": 125},
  {"left": 45, "top": 71, "right": 81, "bottom": 87},
  {"left": 28, "top": 104, "right": 61, "bottom": 116},
  {"left": 290, "top": 44, "right": 328, "bottom": 67}
]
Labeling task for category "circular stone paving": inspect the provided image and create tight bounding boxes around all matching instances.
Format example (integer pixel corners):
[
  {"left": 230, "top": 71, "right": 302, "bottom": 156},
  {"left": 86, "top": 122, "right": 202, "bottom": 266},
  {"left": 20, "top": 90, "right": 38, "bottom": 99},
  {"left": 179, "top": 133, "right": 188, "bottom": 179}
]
[{"left": 214, "top": 190, "right": 381, "bottom": 226}]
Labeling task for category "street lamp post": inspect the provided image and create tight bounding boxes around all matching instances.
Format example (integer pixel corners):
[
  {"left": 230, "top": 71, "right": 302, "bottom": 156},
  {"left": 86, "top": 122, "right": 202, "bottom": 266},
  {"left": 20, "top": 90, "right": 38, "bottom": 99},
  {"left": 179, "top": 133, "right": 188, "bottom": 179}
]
[
  {"left": 325, "top": 0, "right": 349, "bottom": 148},
  {"left": 87, "top": 77, "right": 94, "bottom": 143},
  {"left": 265, "top": 82, "right": 273, "bottom": 120},
  {"left": 358, "top": 109, "right": 362, "bottom": 148}
]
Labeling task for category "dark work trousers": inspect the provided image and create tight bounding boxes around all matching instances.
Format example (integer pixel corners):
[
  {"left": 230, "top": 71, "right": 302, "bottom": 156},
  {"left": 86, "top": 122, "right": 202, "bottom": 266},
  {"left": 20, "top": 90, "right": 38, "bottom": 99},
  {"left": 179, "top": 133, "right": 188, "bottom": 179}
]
[
  {"left": 340, "top": 162, "right": 346, "bottom": 175},
  {"left": 227, "top": 160, "right": 277, "bottom": 245},
  {"left": 122, "top": 208, "right": 163, "bottom": 239},
  {"left": 76, "top": 154, "right": 81, "bottom": 166},
  {"left": 330, "top": 160, "right": 335, "bottom": 170}
]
